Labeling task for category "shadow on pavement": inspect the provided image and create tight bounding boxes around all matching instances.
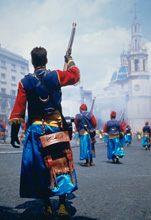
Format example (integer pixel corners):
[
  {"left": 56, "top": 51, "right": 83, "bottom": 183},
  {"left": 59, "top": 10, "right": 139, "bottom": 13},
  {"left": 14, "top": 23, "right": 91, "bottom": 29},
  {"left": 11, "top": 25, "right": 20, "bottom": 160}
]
[
  {"left": 0, "top": 204, "right": 98, "bottom": 220},
  {"left": 72, "top": 217, "right": 98, "bottom": 220},
  {"left": 106, "top": 161, "right": 123, "bottom": 165},
  {"left": 0, "top": 200, "right": 44, "bottom": 220},
  {"left": 0, "top": 193, "right": 98, "bottom": 220}
]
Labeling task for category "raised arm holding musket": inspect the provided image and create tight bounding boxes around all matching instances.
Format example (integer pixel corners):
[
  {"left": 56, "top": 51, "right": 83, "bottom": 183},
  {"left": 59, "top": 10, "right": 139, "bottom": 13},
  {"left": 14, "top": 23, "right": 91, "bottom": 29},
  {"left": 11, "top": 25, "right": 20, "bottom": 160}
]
[{"left": 9, "top": 24, "right": 80, "bottom": 218}]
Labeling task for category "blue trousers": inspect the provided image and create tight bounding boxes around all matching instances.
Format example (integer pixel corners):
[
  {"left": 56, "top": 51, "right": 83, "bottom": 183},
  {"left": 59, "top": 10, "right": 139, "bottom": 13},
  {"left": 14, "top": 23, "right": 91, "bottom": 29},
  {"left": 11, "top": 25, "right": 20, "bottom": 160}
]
[
  {"left": 79, "top": 134, "right": 94, "bottom": 160},
  {"left": 20, "top": 124, "right": 78, "bottom": 199},
  {"left": 107, "top": 138, "right": 125, "bottom": 160}
]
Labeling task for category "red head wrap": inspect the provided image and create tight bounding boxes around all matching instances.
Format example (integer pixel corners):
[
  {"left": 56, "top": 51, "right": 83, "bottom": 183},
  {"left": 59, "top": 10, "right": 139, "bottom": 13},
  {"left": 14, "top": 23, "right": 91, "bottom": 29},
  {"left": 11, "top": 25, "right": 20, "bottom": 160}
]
[
  {"left": 126, "top": 124, "right": 129, "bottom": 128},
  {"left": 145, "top": 122, "right": 149, "bottom": 125},
  {"left": 110, "top": 111, "right": 116, "bottom": 117},
  {"left": 80, "top": 104, "right": 87, "bottom": 110}
]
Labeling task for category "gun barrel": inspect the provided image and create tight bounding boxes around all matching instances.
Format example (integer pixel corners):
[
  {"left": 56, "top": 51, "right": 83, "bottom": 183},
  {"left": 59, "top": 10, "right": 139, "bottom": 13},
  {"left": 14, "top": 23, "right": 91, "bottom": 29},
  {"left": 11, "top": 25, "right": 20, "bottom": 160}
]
[
  {"left": 120, "top": 109, "right": 125, "bottom": 122},
  {"left": 63, "top": 22, "right": 77, "bottom": 71},
  {"left": 67, "top": 23, "right": 76, "bottom": 52}
]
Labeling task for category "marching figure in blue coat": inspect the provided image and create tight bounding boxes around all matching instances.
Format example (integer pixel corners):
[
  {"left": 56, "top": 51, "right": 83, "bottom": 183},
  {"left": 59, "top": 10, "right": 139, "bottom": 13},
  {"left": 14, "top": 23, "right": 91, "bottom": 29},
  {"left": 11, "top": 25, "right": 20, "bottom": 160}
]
[
  {"left": 142, "top": 122, "right": 151, "bottom": 150},
  {"left": 103, "top": 111, "right": 125, "bottom": 163},
  {"left": 9, "top": 47, "right": 80, "bottom": 218},
  {"left": 74, "top": 104, "right": 97, "bottom": 167},
  {"left": 0, "top": 119, "right": 6, "bottom": 142},
  {"left": 125, "top": 124, "right": 132, "bottom": 146}
]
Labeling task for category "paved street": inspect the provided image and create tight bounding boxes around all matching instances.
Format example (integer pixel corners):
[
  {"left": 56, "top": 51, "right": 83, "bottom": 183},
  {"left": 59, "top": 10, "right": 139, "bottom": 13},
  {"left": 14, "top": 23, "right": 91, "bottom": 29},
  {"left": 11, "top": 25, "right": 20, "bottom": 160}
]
[{"left": 0, "top": 138, "right": 151, "bottom": 220}]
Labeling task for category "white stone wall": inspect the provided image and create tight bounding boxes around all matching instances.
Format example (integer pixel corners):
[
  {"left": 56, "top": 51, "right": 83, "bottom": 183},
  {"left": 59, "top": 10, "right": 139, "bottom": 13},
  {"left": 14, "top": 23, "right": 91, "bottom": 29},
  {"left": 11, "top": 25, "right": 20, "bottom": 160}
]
[
  {"left": 0, "top": 58, "right": 29, "bottom": 96},
  {"left": 0, "top": 47, "right": 29, "bottom": 121},
  {"left": 127, "top": 96, "right": 151, "bottom": 131},
  {"left": 128, "top": 78, "right": 151, "bottom": 97}
]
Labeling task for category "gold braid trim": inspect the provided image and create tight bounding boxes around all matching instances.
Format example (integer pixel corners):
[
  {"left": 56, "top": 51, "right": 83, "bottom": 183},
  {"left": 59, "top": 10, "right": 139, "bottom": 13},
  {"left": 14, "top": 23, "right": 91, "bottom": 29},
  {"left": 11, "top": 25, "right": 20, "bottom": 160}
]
[
  {"left": 144, "top": 133, "right": 149, "bottom": 137},
  {"left": 67, "top": 59, "right": 75, "bottom": 68},
  {"left": 9, "top": 118, "right": 25, "bottom": 125},
  {"left": 108, "top": 134, "right": 119, "bottom": 139},
  {"left": 67, "top": 59, "right": 74, "bottom": 65}
]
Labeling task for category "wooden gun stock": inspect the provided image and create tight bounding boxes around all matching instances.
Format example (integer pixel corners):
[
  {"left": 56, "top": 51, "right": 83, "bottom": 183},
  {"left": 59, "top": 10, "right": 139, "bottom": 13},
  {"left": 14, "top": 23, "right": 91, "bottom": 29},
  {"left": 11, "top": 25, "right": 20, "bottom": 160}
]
[{"left": 63, "top": 22, "right": 77, "bottom": 71}]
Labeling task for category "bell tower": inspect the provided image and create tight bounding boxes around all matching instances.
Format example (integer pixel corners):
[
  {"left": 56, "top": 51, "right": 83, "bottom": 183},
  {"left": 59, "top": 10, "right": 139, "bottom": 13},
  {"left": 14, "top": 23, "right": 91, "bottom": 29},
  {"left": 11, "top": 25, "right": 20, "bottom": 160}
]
[{"left": 127, "top": 16, "right": 151, "bottom": 131}]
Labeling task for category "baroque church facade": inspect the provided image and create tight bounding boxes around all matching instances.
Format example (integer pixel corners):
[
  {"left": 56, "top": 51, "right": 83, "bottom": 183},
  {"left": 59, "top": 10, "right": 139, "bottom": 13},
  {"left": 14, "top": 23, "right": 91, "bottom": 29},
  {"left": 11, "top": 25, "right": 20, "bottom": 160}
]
[{"left": 102, "top": 16, "right": 151, "bottom": 132}]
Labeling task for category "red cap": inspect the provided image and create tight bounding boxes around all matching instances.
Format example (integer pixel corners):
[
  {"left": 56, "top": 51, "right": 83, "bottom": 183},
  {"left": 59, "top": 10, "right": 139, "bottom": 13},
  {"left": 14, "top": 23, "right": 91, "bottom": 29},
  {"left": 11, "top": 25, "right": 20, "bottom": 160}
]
[
  {"left": 145, "top": 122, "right": 149, "bottom": 125},
  {"left": 126, "top": 124, "right": 129, "bottom": 128},
  {"left": 110, "top": 111, "right": 116, "bottom": 117},
  {"left": 80, "top": 104, "right": 87, "bottom": 110}
]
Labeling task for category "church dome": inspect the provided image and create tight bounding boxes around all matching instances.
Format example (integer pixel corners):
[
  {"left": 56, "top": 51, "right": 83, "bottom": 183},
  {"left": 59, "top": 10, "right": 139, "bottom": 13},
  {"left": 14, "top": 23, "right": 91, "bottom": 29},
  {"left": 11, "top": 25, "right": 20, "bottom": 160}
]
[{"left": 110, "top": 66, "right": 128, "bottom": 82}]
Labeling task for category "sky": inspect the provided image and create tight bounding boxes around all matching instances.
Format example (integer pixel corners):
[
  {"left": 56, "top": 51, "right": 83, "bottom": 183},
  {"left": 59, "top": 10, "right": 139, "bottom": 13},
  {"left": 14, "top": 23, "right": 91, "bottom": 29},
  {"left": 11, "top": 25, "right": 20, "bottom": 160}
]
[{"left": 0, "top": 0, "right": 151, "bottom": 97}]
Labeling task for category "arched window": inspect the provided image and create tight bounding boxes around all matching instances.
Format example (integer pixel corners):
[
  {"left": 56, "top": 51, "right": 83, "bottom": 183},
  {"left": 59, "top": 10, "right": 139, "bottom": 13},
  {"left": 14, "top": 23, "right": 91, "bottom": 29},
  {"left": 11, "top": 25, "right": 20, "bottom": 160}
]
[
  {"left": 138, "top": 24, "right": 140, "bottom": 33},
  {"left": 143, "top": 60, "right": 146, "bottom": 71},
  {"left": 135, "top": 39, "right": 138, "bottom": 50},
  {"left": 128, "top": 61, "right": 131, "bottom": 73},
  {"left": 134, "top": 24, "right": 137, "bottom": 32},
  {"left": 135, "top": 59, "right": 139, "bottom": 72}
]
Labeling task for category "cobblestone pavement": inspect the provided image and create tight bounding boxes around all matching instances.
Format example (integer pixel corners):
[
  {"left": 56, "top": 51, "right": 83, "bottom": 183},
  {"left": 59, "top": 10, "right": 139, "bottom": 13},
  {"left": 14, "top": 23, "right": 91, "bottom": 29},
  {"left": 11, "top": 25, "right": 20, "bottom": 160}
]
[{"left": 0, "top": 138, "right": 151, "bottom": 220}]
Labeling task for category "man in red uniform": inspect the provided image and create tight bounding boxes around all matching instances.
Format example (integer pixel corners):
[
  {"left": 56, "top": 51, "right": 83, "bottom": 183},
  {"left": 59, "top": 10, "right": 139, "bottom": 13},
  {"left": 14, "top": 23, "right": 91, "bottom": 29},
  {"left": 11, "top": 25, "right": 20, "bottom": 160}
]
[
  {"left": 74, "top": 104, "right": 97, "bottom": 166},
  {"left": 0, "top": 119, "right": 6, "bottom": 142},
  {"left": 125, "top": 124, "right": 132, "bottom": 146},
  {"left": 9, "top": 47, "right": 80, "bottom": 218},
  {"left": 103, "top": 111, "right": 125, "bottom": 163},
  {"left": 142, "top": 122, "right": 151, "bottom": 150}
]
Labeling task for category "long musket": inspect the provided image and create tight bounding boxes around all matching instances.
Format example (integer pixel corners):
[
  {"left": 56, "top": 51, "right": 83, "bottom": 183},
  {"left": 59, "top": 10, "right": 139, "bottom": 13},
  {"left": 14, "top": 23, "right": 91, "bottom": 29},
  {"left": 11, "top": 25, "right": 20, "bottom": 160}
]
[
  {"left": 90, "top": 97, "right": 97, "bottom": 150},
  {"left": 90, "top": 97, "right": 96, "bottom": 113},
  {"left": 63, "top": 22, "right": 77, "bottom": 71},
  {"left": 120, "top": 109, "right": 125, "bottom": 123}
]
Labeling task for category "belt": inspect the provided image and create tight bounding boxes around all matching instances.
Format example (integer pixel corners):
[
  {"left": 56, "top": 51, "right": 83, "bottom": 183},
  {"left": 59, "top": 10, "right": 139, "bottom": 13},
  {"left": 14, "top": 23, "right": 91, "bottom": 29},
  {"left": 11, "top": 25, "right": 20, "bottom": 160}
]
[
  {"left": 103, "top": 133, "right": 108, "bottom": 135},
  {"left": 108, "top": 134, "right": 119, "bottom": 139},
  {"left": 32, "top": 110, "right": 62, "bottom": 127},
  {"left": 144, "top": 133, "right": 149, "bottom": 137},
  {"left": 79, "top": 131, "right": 89, "bottom": 135}
]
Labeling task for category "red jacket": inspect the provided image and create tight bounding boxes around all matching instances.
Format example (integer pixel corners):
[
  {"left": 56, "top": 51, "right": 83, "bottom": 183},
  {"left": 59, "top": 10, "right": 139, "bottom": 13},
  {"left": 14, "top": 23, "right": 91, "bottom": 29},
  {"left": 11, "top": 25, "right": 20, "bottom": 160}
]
[{"left": 9, "top": 66, "right": 80, "bottom": 124}]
